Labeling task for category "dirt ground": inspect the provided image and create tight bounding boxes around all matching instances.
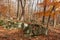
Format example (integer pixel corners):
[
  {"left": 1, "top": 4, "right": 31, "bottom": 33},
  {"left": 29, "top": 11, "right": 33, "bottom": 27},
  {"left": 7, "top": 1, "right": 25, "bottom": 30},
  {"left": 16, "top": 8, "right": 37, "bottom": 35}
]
[{"left": 0, "top": 26, "right": 60, "bottom": 40}]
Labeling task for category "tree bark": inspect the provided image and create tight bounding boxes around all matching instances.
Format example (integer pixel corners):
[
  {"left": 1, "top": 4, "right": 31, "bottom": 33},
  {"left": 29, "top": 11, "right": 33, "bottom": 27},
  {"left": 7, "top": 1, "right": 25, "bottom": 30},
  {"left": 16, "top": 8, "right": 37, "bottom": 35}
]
[
  {"left": 42, "top": 5, "right": 46, "bottom": 24},
  {"left": 19, "top": 0, "right": 26, "bottom": 21},
  {"left": 17, "top": 0, "right": 19, "bottom": 19}
]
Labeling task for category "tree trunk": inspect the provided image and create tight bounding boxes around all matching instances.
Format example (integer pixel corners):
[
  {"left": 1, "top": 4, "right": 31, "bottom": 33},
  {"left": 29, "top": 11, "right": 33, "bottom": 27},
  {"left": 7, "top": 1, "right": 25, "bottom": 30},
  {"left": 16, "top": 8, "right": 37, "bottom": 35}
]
[
  {"left": 42, "top": 6, "right": 46, "bottom": 24},
  {"left": 17, "top": 0, "right": 19, "bottom": 19},
  {"left": 19, "top": 0, "right": 26, "bottom": 21},
  {"left": 20, "top": 7, "right": 25, "bottom": 21},
  {"left": 53, "top": 6, "right": 56, "bottom": 28}
]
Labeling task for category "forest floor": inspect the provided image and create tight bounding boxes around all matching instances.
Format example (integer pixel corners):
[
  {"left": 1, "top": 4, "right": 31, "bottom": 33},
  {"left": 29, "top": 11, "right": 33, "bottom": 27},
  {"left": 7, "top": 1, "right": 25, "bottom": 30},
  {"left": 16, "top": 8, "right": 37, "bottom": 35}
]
[{"left": 0, "top": 25, "right": 60, "bottom": 40}]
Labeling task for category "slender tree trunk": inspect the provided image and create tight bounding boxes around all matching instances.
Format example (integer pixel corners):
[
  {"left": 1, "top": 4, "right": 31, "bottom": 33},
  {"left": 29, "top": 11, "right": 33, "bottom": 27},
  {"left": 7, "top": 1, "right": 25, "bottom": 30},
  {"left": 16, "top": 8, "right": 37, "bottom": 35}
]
[
  {"left": 19, "top": 0, "right": 26, "bottom": 21},
  {"left": 47, "top": 5, "right": 56, "bottom": 28},
  {"left": 42, "top": 5, "right": 46, "bottom": 24},
  {"left": 47, "top": 15, "right": 50, "bottom": 28},
  {"left": 17, "top": 0, "right": 19, "bottom": 19},
  {"left": 52, "top": 6, "right": 56, "bottom": 28},
  {"left": 20, "top": 7, "right": 25, "bottom": 21},
  {"left": 47, "top": 5, "right": 54, "bottom": 28}
]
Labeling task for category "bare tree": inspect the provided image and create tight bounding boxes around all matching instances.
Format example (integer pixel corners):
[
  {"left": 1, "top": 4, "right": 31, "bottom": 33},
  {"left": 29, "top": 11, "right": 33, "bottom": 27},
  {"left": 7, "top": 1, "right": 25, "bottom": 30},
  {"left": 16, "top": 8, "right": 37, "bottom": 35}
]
[{"left": 19, "top": 0, "right": 26, "bottom": 21}]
